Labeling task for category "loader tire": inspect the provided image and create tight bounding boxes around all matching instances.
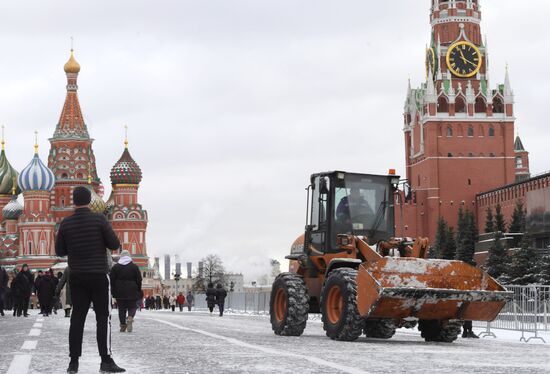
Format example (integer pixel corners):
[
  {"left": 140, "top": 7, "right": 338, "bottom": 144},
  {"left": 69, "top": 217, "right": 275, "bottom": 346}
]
[
  {"left": 364, "top": 319, "right": 396, "bottom": 339},
  {"left": 419, "top": 320, "right": 462, "bottom": 343},
  {"left": 321, "top": 268, "right": 364, "bottom": 341},
  {"left": 270, "top": 273, "right": 309, "bottom": 336}
]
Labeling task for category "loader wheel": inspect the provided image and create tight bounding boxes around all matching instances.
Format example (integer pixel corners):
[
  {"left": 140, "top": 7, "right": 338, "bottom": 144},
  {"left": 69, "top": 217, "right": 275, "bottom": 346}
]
[
  {"left": 418, "top": 320, "right": 462, "bottom": 343},
  {"left": 321, "top": 268, "right": 364, "bottom": 341},
  {"left": 270, "top": 273, "right": 309, "bottom": 336},
  {"left": 364, "top": 319, "right": 396, "bottom": 339}
]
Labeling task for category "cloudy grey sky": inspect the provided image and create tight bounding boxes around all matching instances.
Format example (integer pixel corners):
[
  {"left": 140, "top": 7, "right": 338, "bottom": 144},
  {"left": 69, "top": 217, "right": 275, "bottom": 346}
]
[{"left": 0, "top": 1, "right": 548, "bottom": 281}]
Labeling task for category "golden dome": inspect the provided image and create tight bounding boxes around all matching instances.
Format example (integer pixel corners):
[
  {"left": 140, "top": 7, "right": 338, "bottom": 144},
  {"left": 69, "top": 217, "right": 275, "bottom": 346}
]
[{"left": 64, "top": 49, "right": 81, "bottom": 74}]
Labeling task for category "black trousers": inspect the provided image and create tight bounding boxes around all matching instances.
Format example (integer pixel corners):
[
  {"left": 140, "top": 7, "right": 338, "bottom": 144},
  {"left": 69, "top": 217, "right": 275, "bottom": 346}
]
[
  {"left": 69, "top": 273, "right": 111, "bottom": 359},
  {"left": 0, "top": 288, "right": 4, "bottom": 314},
  {"left": 117, "top": 299, "right": 137, "bottom": 326},
  {"left": 14, "top": 296, "right": 29, "bottom": 316},
  {"left": 218, "top": 302, "right": 225, "bottom": 316}
]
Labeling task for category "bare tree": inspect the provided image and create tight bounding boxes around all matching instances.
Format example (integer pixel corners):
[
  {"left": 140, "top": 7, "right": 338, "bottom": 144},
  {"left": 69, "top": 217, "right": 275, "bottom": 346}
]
[{"left": 193, "top": 254, "right": 225, "bottom": 292}]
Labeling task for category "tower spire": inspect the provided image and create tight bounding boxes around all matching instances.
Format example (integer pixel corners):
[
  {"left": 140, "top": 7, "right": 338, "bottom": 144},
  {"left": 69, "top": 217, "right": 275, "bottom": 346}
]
[
  {"left": 1, "top": 125, "right": 4, "bottom": 151},
  {"left": 34, "top": 131, "right": 39, "bottom": 154},
  {"left": 124, "top": 125, "right": 129, "bottom": 149}
]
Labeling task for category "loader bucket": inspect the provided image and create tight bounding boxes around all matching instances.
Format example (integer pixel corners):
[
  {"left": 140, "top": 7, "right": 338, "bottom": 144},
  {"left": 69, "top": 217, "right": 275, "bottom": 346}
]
[{"left": 356, "top": 258, "right": 513, "bottom": 321}]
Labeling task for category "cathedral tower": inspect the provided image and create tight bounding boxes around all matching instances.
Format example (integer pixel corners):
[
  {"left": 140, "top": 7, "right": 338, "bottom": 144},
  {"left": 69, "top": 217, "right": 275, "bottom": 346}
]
[
  {"left": 400, "top": 0, "right": 527, "bottom": 239},
  {"left": 48, "top": 50, "right": 101, "bottom": 221},
  {"left": 107, "top": 133, "right": 148, "bottom": 268}
]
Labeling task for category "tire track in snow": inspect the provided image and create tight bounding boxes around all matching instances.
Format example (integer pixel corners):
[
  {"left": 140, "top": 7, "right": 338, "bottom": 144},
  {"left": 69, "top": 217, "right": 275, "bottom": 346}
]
[{"left": 149, "top": 318, "right": 371, "bottom": 374}]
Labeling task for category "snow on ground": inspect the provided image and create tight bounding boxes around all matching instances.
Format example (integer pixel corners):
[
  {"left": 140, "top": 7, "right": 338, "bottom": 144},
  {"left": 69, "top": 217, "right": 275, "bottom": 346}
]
[{"left": 0, "top": 309, "right": 549, "bottom": 374}]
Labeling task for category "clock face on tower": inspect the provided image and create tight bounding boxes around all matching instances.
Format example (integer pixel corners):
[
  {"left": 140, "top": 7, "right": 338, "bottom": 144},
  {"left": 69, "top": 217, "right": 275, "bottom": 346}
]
[{"left": 446, "top": 41, "right": 482, "bottom": 78}]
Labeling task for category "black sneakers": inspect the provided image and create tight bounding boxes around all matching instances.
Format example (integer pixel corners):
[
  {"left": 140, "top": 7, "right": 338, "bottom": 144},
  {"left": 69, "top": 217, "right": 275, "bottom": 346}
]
[
  {"left": 100, "top": 358, "right": 126, "bottom": 373},
  {"left": 67, "top": 359, "right": 79, "bottom": 373}
]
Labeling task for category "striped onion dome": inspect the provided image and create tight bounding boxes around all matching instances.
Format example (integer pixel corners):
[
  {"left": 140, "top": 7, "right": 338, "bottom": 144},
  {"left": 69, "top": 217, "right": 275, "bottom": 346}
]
[
  {"left": 89, "top": 186, "right": 106, "bottom": 214},
  {"left": 2, "top": 195, "right": 23, "bottom": 220},
  {"left": 0, "top": 149, "right": 20, "bottom": 195},
  {"left": 110, "top": 148, "right": 142, "bottom": 185},
  {"left": 18, "top": 153, "right": 55, "bottom": 192}
]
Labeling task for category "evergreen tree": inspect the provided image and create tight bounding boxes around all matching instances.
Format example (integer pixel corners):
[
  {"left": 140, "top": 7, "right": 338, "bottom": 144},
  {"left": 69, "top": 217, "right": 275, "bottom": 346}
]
[
  {"left": 509, "top": 234, "right": 539, "bottom": 285},
  {"left": 456, "top": 210, "right": 478, "bottom": 265},
  {"left": 485, "top": 231, "right": 509, "bottom": 279},
  {"left": 494, "top": 204, "right": 506, "bottom": 233},
  {"left": 484, "top": 207, "right": 494, "bottom": 233},
  {"left": 508, "top": 200, "right": 526, "bottom": 233},
  {"left": 432, "top": 218, "right": 448, "bottom": 259},
  {"left": 535, "top": 256, "right": 550, "bottom": 285},
  {"left": 440, "top": 226, "right": 457, "bottom": 260}
]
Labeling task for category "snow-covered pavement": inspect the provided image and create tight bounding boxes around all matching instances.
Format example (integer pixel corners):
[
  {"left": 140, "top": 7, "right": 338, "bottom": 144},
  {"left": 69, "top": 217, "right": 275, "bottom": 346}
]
[{"left": 1, "top": 309, "right": 549, "bottom": 374}]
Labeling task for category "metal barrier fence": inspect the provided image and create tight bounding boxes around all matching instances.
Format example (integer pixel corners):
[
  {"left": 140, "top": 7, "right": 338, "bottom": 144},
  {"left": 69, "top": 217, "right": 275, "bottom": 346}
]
[
  {"left": 195, "top": 285, "right": 549, "bottom": 343},
  {"left": 193, "top": 292, "right": 271, "bottom": 315},
  {"left": 474, "top": 285, "right": 549, "bottom": 343}
]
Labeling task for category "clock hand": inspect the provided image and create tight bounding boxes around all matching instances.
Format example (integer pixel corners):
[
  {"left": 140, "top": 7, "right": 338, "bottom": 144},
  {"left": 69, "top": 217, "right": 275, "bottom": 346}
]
[{"left": 459, "top": 50, "right": 478, "bottom": 68}]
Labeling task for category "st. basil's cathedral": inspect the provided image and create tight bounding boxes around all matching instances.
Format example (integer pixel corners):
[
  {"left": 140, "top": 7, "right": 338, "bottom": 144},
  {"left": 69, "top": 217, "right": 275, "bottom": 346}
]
[{"left": 0, "top": 50, "right": 149, "bottom": 271}]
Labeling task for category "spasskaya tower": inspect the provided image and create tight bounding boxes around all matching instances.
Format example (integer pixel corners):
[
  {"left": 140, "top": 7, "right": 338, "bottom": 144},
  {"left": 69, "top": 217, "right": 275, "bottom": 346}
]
[{"left": 399, "top": 0, "right": 529, "bottom": 239}]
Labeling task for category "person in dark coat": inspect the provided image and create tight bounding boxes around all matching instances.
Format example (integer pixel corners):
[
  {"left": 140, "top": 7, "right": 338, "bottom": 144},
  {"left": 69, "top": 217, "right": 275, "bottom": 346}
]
[
  {"left": 55, "top": 186, "right": 125, "bottom": 373},
  {"left": 186, "top": 291, "right": 194, "bottom": 312},
  {"left": 0, "top": 266, "right": 8, "bottom": 316},
  {"left": 215, "top": 283, "right": 228, "bottom": 317},
  {"left": 110, "top": 250, "right": 142, "bottom": 333},
  {"left": 34, "top": 270, "right": 44, "bottom": 314},
  {"left": 12, "top": 264, "right": 33, "bottom": 317},
  {"left": 163, "top": 295, "right": 169, "bottom": 310},
  {"left": 155, "top": 295, "right": 162, "bottom": 310},
  {"left": 37, "top": 270, "right": 56, "bottom": 316},
  {"left": 206, "top": 283, "right": 216, "bottom": 314},
  {"left": 56, "top": 266, "right": 72, "bottom": 318}
]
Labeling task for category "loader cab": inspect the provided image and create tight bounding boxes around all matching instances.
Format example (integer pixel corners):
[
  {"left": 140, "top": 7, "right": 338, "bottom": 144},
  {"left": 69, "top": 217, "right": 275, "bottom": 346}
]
[{"left": 306, "top": 171, "right": 397, "bottom": 253}]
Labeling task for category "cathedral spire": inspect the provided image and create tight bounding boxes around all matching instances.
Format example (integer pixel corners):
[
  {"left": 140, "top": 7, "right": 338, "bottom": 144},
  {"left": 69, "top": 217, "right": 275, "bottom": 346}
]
[{"left": 52, "top": 49, "right": 89, "bottom": 140}]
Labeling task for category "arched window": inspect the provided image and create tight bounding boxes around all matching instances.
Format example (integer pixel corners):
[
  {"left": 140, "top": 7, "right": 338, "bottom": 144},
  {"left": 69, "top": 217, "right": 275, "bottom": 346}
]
[
  {"left": 61, "top": 173, "right": 68, "bottom": 179},
  {"left": 446, "top": 126, "right": 453, "bottom": 137},
  {"left": 488, "top": 127, "right": 495, "bottom": 137},
  {"left": 438, "top": 96, "right": 449, "bottom": 113},
  {"left": 455, "top": 96, "right": 466, "bottom": 113},
  {"left": 467, "top": 126, "right": 474, "bottom": 137},
  {"left": 493, "top": 96, "right": 504, "bottom": 113},
  {"left": 475, "top": 96, "right": 487, "bottom": 113}
]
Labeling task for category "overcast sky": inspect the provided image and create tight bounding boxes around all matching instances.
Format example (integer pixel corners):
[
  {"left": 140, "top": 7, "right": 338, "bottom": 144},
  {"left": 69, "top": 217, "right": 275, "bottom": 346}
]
[{"left": 0, "top": 1, "right": 548, "bottom": 282}]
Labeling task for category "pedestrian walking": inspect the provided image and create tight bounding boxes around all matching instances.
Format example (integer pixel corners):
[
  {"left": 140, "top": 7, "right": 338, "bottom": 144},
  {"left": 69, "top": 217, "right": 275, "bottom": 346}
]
[
  {"left": 155, "top": 295, "right": 162, "bottom": 310},
  {"left": 163, "top": 295, "right": 169, "bottom": 310},
  {"left": 56, "top": 266, "right": 72, "bottom": 318},
  {"left": 34, "top": 270, "right": 44, "bottom": 314},
  {"left": 55, "top": 186, "right": 125, "bottom": 373},
  {"left": 37, "top": 269, "right": 56, "bottom": 317},
  {"left": 176, "top": 292, "right": 185, "bottom": 312},
  {"left": 110, "top": 250, "right": 142, "bottom": 333},
  {"left": 11, "top": 264, "right": 33, "bottom": 317},
  {"left": 169, "top": 294, "right": 176, "bottom": 312},
  {"left": 215, "top": 283, "right": 227, "bottom": 317},
  {"left": 206, "top": 283, "right": 216, "bottom": 315},
  {"left": 0, "top": 266, "right": 8, "bottom": 316},
  {"left": 186, "top": 291, "right": 194, "bottom": 312}
]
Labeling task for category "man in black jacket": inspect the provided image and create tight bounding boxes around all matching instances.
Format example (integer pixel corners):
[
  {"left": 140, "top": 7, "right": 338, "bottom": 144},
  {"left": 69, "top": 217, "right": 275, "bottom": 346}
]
[
  {"left": 0, "top": 266, "right": 8, "bottom": 316},
  {"left": 55, "top": 187, "right": 125, "bottom": 373}
]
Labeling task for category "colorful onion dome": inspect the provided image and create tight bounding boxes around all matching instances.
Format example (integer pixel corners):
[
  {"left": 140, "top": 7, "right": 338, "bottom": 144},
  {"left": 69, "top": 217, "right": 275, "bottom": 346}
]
[
  {"left": 2, "top": 195, "right": 23, "bottom": 220},
  {"left": 0, "top": 149, "right": 20, "bottom": 195},
  {"left": 89, "top": 186, "right": 107, "bottom": 214},
  {"left": 110, "top": 147, "right": 142, "bottom": 185},
  {"left": 64, "top": 49, "right": 81, "bottom": 74},
  {"left": 18, "top": 153, "right": 55, "bottom": 192}
]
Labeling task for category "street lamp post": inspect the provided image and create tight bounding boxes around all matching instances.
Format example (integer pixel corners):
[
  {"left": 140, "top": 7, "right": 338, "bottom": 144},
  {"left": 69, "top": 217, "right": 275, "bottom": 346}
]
[{"left": 174, "top": 273, "right": 181, "bottom": 296}]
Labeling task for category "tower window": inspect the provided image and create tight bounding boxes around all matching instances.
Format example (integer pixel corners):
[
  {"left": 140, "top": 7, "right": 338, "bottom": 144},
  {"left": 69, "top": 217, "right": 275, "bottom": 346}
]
[
  {"left": 438, "top": 96, "right": 449, "bottom": 113},
  {"left": 468, "top": 179, "right": 472, "bottom": 186},
  {"left": 516, "top": 156, "right": 523, "bottom": 168},
  {"left": 448, "top": 153, "right": 453, "bottom": 158},
  {"left": 446, "top": 126, "right": 453, "bottom": 137},
  {"left": 455, "top": 96, "right": 466, "bottom": 113},
  {"left": 488, "top": 127, "right": 495, "bottom": 137},
  {"left": 475, "top": 96, "right": 487, "bottom": 113},
  {"left": 493, "top": 96, "right": 504, "bottom": 113},
  {"left": 28, "top": 241, "right": 32, "bottom": 255},
  {"left": 467, "top": 127, "right": 474, "bottom": 137}
]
